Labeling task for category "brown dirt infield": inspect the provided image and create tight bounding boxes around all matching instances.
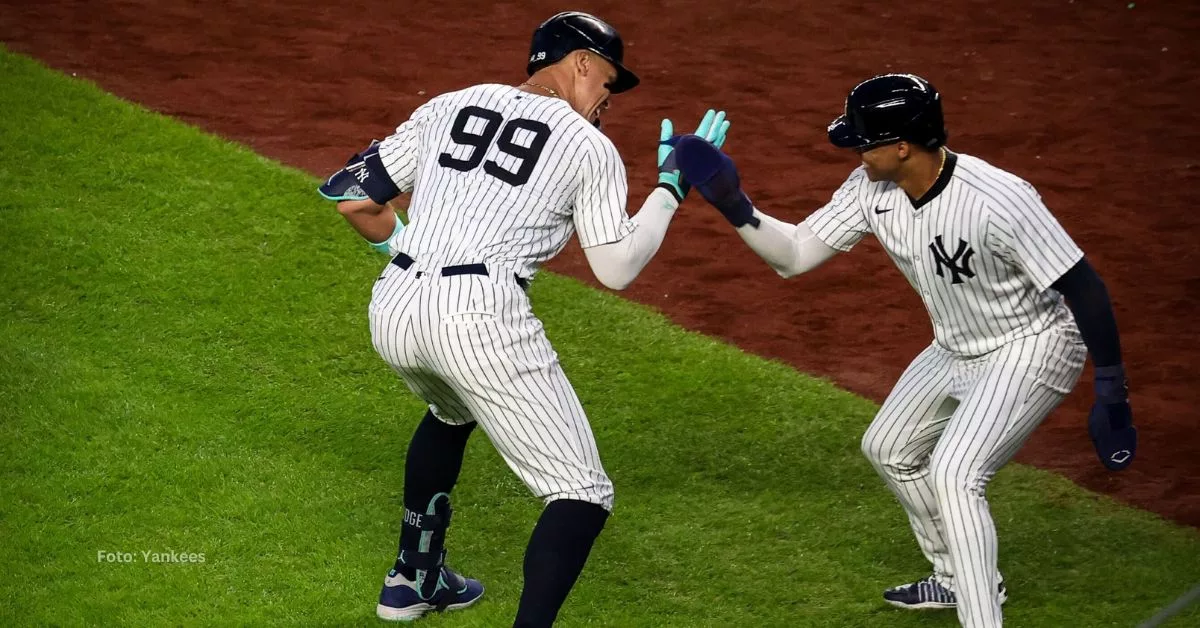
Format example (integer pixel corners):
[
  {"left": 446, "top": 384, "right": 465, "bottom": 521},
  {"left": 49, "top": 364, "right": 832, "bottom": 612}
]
[{"left": 3, "top": 0, "right": 1196, "bottom": 525}]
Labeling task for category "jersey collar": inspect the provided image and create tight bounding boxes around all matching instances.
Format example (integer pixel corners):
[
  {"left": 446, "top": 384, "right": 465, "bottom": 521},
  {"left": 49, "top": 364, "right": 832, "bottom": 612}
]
[{"left": 908, "top": 149, "right": 958, "bottom": 209}]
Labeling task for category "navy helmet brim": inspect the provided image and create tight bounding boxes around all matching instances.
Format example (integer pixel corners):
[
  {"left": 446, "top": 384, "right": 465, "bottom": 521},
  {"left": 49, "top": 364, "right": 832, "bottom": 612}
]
[
  {"left": 827, "top": 114, "right": 868, "bottom": 148},
  {"left": 606, "top": 60, "right": 639, "bottom": 94}
]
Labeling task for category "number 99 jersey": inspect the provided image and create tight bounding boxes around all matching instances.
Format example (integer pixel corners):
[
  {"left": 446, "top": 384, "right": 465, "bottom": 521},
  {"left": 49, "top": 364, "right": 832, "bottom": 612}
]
[{"left": 377, "top": 83, "right": 633, "bottom": 279}]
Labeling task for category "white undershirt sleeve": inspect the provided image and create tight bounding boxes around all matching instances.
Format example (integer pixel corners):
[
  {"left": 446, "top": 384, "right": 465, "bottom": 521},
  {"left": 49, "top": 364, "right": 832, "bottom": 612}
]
[
  {"left": 582, "top": 187, "right": 679, "bottom": 290},
  {"left": 737, "top": 208, "right": 840, "bottom": 278}
]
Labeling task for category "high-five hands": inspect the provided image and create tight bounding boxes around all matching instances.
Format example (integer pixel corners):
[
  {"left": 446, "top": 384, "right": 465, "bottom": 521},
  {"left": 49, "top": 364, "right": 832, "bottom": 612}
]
[
  {"left": 657, "top": 109, "right": 730, "bottom": 202},
  {"left": 671, "top": 134, "right": 759, "bottom": 228}
]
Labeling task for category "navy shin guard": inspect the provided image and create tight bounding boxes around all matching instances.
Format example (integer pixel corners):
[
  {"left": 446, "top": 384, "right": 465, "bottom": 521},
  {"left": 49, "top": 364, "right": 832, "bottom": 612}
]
[{"left": 397, "top": 492, "right": 453, "bottom": 602}]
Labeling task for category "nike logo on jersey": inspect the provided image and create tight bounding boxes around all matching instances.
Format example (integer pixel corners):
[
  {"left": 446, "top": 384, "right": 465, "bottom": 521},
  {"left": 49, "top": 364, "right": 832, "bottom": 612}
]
[{"left": 874, "top": 206, "right": 893, "bottom": 214}]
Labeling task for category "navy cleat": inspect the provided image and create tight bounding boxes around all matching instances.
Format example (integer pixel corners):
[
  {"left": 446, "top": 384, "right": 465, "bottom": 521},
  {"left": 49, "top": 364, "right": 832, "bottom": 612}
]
[
  {"left": 376, "top": 566, "right": 484, "bottom": 622},
  {"left": 883, "top": 574, "right": 1007, "bottom": 610}
]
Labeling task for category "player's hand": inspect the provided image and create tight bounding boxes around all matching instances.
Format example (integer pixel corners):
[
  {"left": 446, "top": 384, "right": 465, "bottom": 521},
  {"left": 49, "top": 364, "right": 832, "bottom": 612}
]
[
  {"left": 1088, "top": 364, "right": 1136, "bottom": 471},
  {"left": 673, "top": 134, "right": 759, "bottom": 228},
  {"left": 657, "top": 109, "right": 730, "bottom": 202}
]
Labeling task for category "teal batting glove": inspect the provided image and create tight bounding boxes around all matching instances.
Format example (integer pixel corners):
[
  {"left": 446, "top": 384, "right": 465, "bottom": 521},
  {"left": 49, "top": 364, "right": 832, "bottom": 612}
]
[
  {"left": 657, "top": 109, "right": 731, "bottom": 201},
  {"left": 693, "top": 108, "right": 731, "bottom": 150}
]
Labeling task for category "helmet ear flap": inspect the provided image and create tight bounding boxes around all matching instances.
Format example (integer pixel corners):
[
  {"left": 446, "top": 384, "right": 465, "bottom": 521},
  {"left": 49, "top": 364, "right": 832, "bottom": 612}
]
[{"left": 904, "top": 94, "right": 947, "bottom": 149}]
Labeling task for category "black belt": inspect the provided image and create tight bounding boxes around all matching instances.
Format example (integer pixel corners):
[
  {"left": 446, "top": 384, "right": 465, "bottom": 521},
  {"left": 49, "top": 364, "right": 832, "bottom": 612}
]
[{"left": 391, "top": 253, "right": 529, "bottom": 291}]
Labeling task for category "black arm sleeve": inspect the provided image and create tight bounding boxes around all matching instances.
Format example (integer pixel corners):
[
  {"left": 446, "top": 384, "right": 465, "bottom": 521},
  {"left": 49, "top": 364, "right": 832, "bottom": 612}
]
[{"left": 1050, "top": 257, "right": 1123, "bottom": 367}]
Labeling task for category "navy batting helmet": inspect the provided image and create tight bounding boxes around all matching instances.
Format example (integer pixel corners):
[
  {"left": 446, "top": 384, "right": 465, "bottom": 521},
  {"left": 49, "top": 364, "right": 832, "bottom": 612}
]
[
  {"left": 827, "top": 74, "right": 947, "bottom": 150},
  {"left": 526, "top": 12, "right": 639, "bottom": 94}
]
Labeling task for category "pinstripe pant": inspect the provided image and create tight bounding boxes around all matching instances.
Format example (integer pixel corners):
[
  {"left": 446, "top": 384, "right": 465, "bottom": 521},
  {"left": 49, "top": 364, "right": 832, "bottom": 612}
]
[
  {"left": 861, "top": 323, "right": 1086, "bottom": 627},
  {"left": 368, "top": 261, "right": 614, "bottom": 510}
]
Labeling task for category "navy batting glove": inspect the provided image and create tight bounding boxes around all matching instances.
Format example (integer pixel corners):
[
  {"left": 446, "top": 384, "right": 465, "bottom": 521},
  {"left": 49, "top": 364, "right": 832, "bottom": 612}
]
[
  {"left": 674, "top": 134, "right": 759, "bottom": 228},
  {"left": 1088, "top": 364, "right": 1136, "bottom": 471},
  {"left": 658, "top": 111, "right": 732, "bottom": 202}
]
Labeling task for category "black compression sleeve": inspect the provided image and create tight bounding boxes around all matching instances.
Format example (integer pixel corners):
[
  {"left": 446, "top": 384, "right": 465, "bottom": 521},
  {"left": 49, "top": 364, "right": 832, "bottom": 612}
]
[{"left": 1050, "top": 258, "right": 1123, "bottom": 367}]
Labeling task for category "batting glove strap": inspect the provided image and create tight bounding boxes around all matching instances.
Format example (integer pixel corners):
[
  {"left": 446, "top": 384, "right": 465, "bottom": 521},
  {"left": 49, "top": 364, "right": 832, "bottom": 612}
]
[
  {"left": 656, "top": 176, "right": 685, "bottom": 204},
  {"left": 718, "top": 192, "right": 760, "bottom": 228}
]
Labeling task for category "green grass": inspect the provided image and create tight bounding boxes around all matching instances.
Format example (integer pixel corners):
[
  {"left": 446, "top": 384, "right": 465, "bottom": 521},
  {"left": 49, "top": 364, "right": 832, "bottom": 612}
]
[{"left": 1, "top": 47, "right": 1197, "bottom": 627}]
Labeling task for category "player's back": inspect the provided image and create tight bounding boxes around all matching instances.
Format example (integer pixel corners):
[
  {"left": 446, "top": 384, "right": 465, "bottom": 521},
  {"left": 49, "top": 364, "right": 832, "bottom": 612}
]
[{"left": 384, "top": 83, "right": 624, "bottom": 279}]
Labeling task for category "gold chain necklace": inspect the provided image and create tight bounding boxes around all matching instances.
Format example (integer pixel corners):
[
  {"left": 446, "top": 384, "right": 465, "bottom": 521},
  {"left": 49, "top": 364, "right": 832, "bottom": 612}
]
[
  {"left": 521, "top": 82, "right": 560, "bottom": 98},
  {"left": 911, "top": 148, "right": 949, "bottom": 202}
]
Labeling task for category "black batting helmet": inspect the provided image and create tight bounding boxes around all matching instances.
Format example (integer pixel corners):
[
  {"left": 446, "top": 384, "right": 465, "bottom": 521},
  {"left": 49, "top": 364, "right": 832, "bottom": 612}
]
[
  {"left": 827, "top": 74, "right": 947, "bottom": 150},
  {"left": 526, "top": 11, "right": 639, "bottom": 94}
]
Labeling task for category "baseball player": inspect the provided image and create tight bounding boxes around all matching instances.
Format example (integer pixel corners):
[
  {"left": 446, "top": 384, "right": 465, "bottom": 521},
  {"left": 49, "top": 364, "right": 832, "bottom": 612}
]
[
  {"left": 317, "top": 11, "right": 730, "bottom": 626},
  {"left": 670, "top": 74, "right": 1137, "bottom": 627}
]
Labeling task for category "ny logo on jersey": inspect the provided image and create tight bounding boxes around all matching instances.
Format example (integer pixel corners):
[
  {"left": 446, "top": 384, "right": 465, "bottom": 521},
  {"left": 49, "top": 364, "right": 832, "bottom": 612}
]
[{"left": 929, "top": 236, "right": 976, "bottom": 284}]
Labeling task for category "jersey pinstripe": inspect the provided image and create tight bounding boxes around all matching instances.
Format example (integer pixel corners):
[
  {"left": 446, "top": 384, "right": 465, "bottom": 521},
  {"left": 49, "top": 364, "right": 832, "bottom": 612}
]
[
  {"left": 801, "top": 151, "right": 1089, "bottom": 627},
  {"left": 862, "top": 325, "right": 1085, "bottom": 626},
  {"left": 377, "top": 83, "right": 633, "bottom": 280},
  {"left": 804, "top": 153, "right": 1083, "bottom": 357},
  {"left": 365, "top": 83, "right": 635, "bottom": 511},
  {"left": 369, "top": 268, "right": 613, "bottom": 508}
]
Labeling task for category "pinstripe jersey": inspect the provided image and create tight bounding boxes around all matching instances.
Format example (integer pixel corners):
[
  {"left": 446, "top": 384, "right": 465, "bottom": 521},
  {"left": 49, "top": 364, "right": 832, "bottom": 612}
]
[
  {"left": 804, "top": 152, "right": 1083, "bottom": 356},
  {"left": 376, "top": 83, "right": 632, "bottom": 279}
]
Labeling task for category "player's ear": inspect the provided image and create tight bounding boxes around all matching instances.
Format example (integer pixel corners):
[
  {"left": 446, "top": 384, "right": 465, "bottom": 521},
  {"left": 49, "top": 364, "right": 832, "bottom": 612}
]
[
  {"left": 896, "top": 141, "right": 912, "bottom": 160},
  {"left": 576, "top": 50, "right": 591, "bottom": 78}
]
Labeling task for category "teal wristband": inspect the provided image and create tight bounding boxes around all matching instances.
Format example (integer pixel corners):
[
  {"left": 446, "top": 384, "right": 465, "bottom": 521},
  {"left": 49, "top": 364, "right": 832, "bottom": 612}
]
[{"left": 368, "top": 214, "right": 405, "bottom": 254}]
